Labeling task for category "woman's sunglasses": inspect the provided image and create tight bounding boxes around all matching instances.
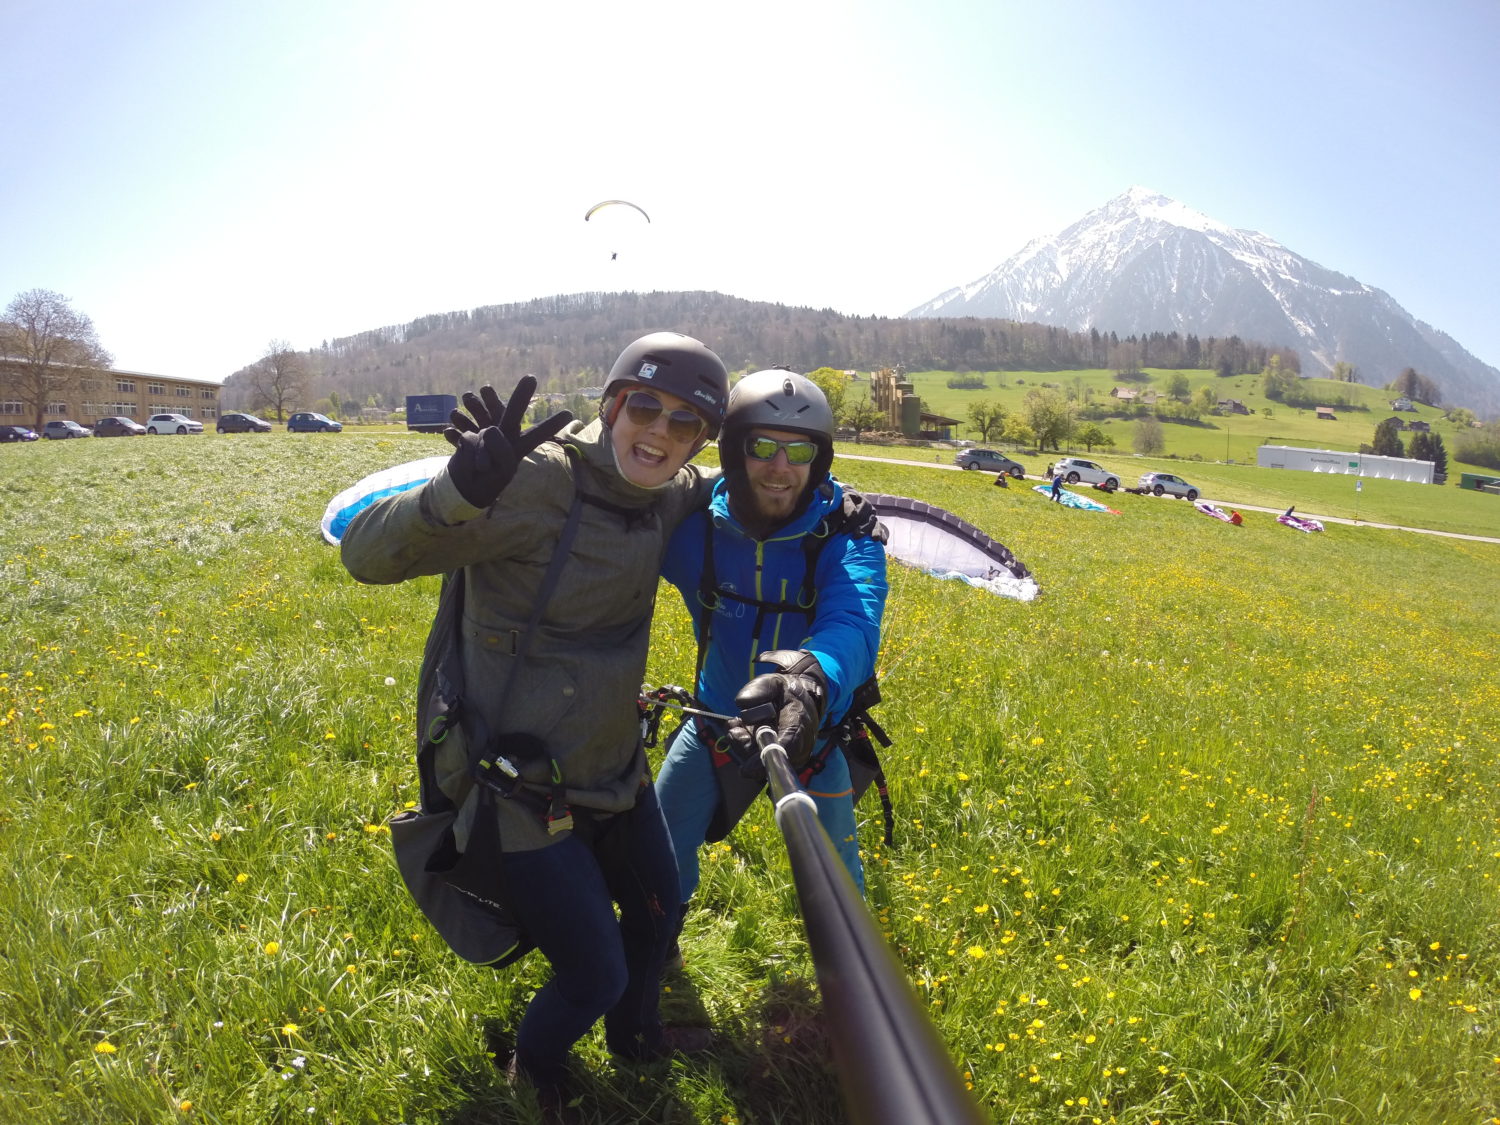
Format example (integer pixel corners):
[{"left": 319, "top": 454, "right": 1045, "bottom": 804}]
[
  {"left": 621, "top": 391, "right": 708, "bottom": 444},
  {"left": 744, "top": 434, "right": 818, "bottom": 465}
]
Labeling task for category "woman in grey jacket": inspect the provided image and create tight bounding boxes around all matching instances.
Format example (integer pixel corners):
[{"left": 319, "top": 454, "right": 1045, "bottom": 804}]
[{"left": 341, "top": 333, "right": 728, "bottom": 1116}]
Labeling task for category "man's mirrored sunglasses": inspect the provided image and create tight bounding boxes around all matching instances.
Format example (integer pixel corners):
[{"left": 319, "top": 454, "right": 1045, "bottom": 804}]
[
  {"left": 744, "top": 434, "right": 818, "bottom": 465},
  {"left": 622, "top": 391, "right": 708, "bottom": 443}
]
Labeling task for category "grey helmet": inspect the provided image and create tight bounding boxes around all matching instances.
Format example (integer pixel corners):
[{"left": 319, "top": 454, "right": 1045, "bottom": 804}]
[
  {"left": 720, "top": 368, "right": 837, "bottom": 515},
  {"left": 601, "top": 331, "right": 730, "bottom": 438}
]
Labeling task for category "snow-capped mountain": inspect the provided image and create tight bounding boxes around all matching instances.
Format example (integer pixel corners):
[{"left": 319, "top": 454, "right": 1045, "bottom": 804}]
[{"left": 908, "top": 187, "right": 1500, "bottom": 413}]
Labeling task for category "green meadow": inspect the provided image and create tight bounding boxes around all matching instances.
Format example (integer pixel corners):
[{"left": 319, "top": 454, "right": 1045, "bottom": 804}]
[
  {"left": 895, "top": 367, "right": 1481, "bottom": 471},
  {"left": 2, "top": 433, "right": 1498, "bottom": 1124}
]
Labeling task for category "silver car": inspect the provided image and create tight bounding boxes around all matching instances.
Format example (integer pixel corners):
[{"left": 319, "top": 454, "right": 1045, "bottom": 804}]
[
  {"left": 1138, "top": 471, "right": 1200, "bottom": 500},
  {"left": 955, "top": 448, "right": 1025, "bottom": 477}
]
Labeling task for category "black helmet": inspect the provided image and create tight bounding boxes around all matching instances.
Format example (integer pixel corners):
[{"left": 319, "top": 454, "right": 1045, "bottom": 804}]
[
  {"left": 720, "top": 368, "right": 837, "bottom": 516},
  {"left": 601, "top": 331, "right": 729, "bottom": 437}
]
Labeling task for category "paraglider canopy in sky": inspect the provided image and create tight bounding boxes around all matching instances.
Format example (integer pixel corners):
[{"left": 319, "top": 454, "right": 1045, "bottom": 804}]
[
  {"left": 584, "top": 199, "right": 650, "bottom": 224},
  {"left": 584, "top": 199, "right": 650, "bottom": 260}
]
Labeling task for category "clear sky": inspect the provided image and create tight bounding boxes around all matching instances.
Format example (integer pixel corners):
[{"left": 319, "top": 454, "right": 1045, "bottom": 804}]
[{"left": 4, "top": 0, "right": 1497, "bottom": 381}]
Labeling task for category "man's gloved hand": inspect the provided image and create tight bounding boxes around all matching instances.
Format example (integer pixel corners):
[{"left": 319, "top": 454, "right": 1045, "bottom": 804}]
[
  {"left": 442, "top": 375, "right": 573, "bottom": 509},
  {"left": 839, "top": 489, "right": 889, "bottom": 544},
  {"left": 733, "top": 650, "right": 828, "bottom": 770}
]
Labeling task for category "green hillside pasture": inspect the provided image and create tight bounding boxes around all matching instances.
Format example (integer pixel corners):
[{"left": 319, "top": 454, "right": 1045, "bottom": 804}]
[
  {"left": 899, "top": 367, "right": 1473, "bottom": 467},
  {"left": 2, "top": 435, "right": 1498, "bottom": 1124},
  {"left": 839, "top": 448, "right": 1499, "bottom": 539}
]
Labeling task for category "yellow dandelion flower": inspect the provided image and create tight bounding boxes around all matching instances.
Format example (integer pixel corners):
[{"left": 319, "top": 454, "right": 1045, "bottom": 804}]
[
  {"left": 95, "top": 1041, "right": 117, "bottom": 1054},
  {"left": 281, "top": 1022, "right": 300, "bottom": 1036},
  {"left": 1408, "top": 988, "right": 1422, "bottom": 1000},
  {"left": 264, "top": 941, "right": 280, "bottom": 955},
  {"left": 235, "top": 873, "right": 248, "bottom": 884},
  {"left": 967, "top": 946, "right": 987, "bottom": 959}
]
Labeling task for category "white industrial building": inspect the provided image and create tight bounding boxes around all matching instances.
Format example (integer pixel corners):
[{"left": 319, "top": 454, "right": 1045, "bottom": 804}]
[{"left": 1255, "top": 445, "right": 1434, "bottom": 484}]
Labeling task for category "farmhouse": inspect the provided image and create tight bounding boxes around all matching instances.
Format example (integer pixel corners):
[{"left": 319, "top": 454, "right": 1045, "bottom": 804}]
[
  {"left": 1257, "top": 444, "right": 1435, "bottom": 484},
  {"left": 1315, "top": 406, "right": 1337, "bottom": 420},
  {"left": 0, "top": 363, "right": 223, "bottom": 427},
  {"left": 1217, "top": 398, "right": 1250, "bottom": 415}
]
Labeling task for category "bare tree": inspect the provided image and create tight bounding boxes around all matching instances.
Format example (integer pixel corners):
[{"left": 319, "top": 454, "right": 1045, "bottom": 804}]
[
  {"left": 0, "top": 289, "right": 112, "bottom": 427},
  {"left": 247, "top": 340, "right": 309, "bottom": 421},
  {"left": 1134, "top": 415, "right": 1166, "bottom": 455}
]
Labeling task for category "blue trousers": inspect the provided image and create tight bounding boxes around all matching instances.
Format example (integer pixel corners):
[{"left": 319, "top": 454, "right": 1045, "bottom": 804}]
[
  {"left": 500, "top": 781, "right": 679, "bottom": 1088},
  {"left": 656, "top": 722, "right": 865, "bottom": 902}
]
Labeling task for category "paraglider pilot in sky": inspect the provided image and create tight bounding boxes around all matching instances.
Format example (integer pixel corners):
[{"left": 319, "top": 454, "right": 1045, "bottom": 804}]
[{"left": 657, "top": 369, "right": 889, "bottom": 935}]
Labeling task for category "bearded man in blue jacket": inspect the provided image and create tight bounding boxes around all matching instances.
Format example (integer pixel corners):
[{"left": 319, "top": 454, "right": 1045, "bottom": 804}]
[{"left": 657, "top": 369, "right": 888, "bottom": 913}]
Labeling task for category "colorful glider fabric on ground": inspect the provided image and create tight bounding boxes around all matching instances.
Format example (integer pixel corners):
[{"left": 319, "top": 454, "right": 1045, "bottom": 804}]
[
  {"left": 859, "top": 492, "right": 1041, "bottom": 601},
  {"left": 321, "top": 455, "right": 449, "bottom": 545},
  {"left": 1031, "top": 484, "right": 1120, "bottom": 513},
  {"left": 1277, "top": 507, "right": 1325, "bottom": 533},
  {"left": 1195, "top": 501, "right": 1243, "bottom": 524}
]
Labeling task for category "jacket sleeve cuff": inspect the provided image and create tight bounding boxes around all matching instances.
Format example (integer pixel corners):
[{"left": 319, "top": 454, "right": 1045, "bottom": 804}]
[{"left": 425, "top": 465, "right": 487, "bottom": 526}]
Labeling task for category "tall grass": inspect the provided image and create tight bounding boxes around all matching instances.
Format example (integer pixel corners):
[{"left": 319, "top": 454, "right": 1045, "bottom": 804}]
[{"left": 2, "top": 435, "right": 1497, "bottom": 1124}]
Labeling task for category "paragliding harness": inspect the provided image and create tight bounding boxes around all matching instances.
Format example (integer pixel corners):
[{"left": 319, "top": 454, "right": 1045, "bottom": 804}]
[
  {"left": 652, "top": 486, "right": 897, "bottom": 845},
  {"left": 391, "top": 449, "right": 644, "bottom": 965}
]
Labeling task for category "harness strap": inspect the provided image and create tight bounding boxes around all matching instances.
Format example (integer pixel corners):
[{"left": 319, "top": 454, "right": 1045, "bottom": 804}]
[
  {"left": 691, "top": 491, "right": 844, "bottom": 701},
  {"left": 468, "top": 484, "right": 586, "bottom": 822}
]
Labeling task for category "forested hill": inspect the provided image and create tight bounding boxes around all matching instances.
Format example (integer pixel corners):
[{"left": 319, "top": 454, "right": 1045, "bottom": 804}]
[{"left": 224, "top": 290, "right": 1295, "bottom": 411}]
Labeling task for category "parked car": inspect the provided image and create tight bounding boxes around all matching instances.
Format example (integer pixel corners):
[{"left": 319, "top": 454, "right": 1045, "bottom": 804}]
[
  {"left": 955, "top": 448, "right": 1026, "bottom": 478},
  {"left": 217, "top": 412, "right": 273, "bottom": 433},
  {"left": 1051, "top": 457, "right": 1119, "bottom": 489},
  {"left": 93, "top": 415, "right": 147, "bottom": 437},
  {"left": 1138, "top": 471, "right": 1200, "bottom": 500},
  {"left": 0, "top": 425, "right": 40, "bottom": 442},
  {"left": 145, "top": 413, "right": 204, "bottom": 435},
  {"left": 287, "top": 411, "right": 343, "bottom": 433},
  {"left": 43, "top": 420, "right": 93, "bottom": 439}
]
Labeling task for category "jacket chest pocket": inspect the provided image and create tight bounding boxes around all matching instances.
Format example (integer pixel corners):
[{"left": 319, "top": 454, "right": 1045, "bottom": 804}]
[{"left": 461, "top": 626, "right": 582, "bottom": 745}]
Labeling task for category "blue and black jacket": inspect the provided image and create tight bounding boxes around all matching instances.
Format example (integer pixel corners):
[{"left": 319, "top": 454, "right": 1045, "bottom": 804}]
[{"left": 661, "top": 475, "right": 888, "bottom": 733}]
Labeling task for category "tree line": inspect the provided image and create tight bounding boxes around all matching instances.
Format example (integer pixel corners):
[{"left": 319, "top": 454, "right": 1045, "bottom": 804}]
[{"left": 220, "top": 291, "right": 1297, "bottom": 415}]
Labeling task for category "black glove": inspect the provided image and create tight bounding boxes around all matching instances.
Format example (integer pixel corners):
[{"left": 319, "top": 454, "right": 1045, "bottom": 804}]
[
  {"left": 733, "top": 650, "right": 828, "bottom": 770},
  {"left": 442, "top": 376, "right": 573, "bottom": 508},
  {"left": 838, "top": 490, "right": 889, "bottom": 544}
]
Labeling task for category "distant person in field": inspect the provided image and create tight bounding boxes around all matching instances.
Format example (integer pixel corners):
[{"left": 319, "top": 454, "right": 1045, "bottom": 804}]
[
  {"left": 656, "top": 370, "right": 888, "bottom": 954},
  {"left": 1050, "top": 467, "right": 1064, "bottom": 502},
  {"left": 340, "top": 332, "right": 728, "bottom": 1122}
]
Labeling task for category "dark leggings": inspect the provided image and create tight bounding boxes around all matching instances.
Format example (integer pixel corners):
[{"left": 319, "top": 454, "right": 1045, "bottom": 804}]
[{"left": 501, "top": 781, "right": 680, "bottom": 1088}]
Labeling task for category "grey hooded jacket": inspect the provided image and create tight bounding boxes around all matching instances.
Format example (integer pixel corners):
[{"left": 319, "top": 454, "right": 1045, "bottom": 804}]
[{"left": 341, "top": 418, "right": 714, "bottom": 851}]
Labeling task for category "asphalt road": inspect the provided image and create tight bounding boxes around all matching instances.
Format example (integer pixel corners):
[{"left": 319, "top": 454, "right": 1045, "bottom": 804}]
[{"left": 833, "top": 450, "right": 1500, "bottom": 546}]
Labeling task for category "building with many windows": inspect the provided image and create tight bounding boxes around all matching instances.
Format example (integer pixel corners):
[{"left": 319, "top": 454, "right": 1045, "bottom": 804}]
[{"left": 0, "top": 365, "right": 222, "bottom": 428}]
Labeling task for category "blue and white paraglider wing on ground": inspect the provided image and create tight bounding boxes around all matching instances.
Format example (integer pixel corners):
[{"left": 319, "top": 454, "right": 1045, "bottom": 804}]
[
  {"left": 1031, "top": 484, "right": 1120, "bottom": 513},
  {"left": 862, "top": 493, "right": 1040, "bottom": 601},
  {"left": 321, "top": 455, "right": 449, "bottom": 546}
]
